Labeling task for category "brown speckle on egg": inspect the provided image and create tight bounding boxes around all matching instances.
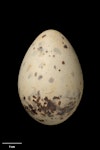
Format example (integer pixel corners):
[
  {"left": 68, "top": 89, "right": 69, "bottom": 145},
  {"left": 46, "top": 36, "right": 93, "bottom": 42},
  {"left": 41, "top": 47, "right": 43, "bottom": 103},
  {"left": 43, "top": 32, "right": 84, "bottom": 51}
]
[
  {"left": 53, "top": 55, "right": 55, "bottom": 57},
  {"left": 28, "top": 96, "right": 31, "bottom": 101},
  {"left": 34, "top": 72, "right": 37, "bottom": 77},
  {"left": 24, "top": 105, "right": 28, "bottom": 110},
  {"left": 58, "top": 101, "right": 61, "bottom": 105},
  {"left": 31, "top": 109, "right": 37, "bottom": 115},
  {"left": 42, "top": 34, "right": 46, "bottom": 38},
  {"left": 26, "top": 64, "right": 32, "bottom": 72},
  {"left": 38, "top": 75, "right": 43, "bottom": 80},
  {"left": 58, "top": 69, "right": 61, "bottom": 72},
  {"left": 23, "top": 96, "right": 26, "bottom": 100},
  {"left": 28, "top": 104, "right": 33, "bottom": 109},
  {"left": 49, "top": 77, "right": 54, "bottom": 83},
  {"left": 54, "top": 65, "right": 56, "bottom": 69},
  {"left": 38, "top": 46, "right": 43, "bottom": 51},
  {"left": 33, "top": 95, "right": 36, "bottom": 99},
  {"left": 53, "top": 96, "right": 60, "bottom": 100},
  {"left": 38, "top": 108, "right": 41, "bottom": 112},
  {"left": 37, "top": 96, "right": 40, "bottom": 102},
  {"left": 38, "top": 119, "right": 44, "bottom": 122},
  {"left": 60, "top": 117, "right": 63, "bottom": 120},
  {"left": 62, "top": 61, "right": 65, "bottom": 65},
  {"left": 64, "top": 45, "right": 68, "bottom": 48}
]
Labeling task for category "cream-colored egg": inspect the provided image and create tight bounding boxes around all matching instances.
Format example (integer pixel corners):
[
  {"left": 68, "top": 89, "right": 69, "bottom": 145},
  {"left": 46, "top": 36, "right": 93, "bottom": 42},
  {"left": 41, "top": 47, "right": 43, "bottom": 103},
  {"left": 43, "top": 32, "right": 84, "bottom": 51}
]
[{"left": 18, "top": 29, "right": 83, "bottom": 125}]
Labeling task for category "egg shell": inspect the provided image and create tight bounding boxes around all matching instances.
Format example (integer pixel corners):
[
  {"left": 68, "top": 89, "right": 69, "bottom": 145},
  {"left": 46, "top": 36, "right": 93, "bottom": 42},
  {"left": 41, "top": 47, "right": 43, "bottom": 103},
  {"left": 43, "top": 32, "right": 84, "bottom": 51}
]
[{"left": 18, "top": 29, "right": 83, "bottom": 125}]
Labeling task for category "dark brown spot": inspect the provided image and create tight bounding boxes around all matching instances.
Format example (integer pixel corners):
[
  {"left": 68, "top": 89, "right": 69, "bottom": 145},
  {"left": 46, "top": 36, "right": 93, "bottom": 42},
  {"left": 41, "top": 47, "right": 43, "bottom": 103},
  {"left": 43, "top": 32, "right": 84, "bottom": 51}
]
[
  {"left": 64, "top": 45, "right": 67, "bottom": 48},
  {"left": 33, "top": 95, "right": 36, "bottom": 99},
  {"left": 24, "top": 105, "right": 28, "bottom": 110},
  {"left": 58, "top": 101, "right": 61, "bottom": 105},
  {"left": 45, "top": 50, "right": 48, "bottom": 53},
  {"left": 38, "top": 108, "right": 41, "bottom": 112},
  {"left": 38, "top": 75, "right": 43, "bottom": 80},
  {"left": 47, "top": 111, "right": 52, "bottom": 117},
  {"left": 58, "top": 69, "right": 61, "bottom": 72},
  {"left": 23, "top": 96, "right": 26, "bottom": 100},
  {"left": 47, "top": 111, "right": 54, "bottom": 117},
  {"left": 37, "top": 96, "right": 40, "bottom": 102},
  {"left": 42, "top": 34, "right": 46, "bottom": 38},
  {"left": 34, "top": 72, "right": 37, "bottom": 77},
  {"left": 49, "top": 77, "right": 54, "bottom": 83},
  {"left": 37, "top": 103, "right": 41, "bottom": 107},
  {"left": 38, "top": 119, "right": 44, "bottom": 122},
  {"left": 53, "top": 96, "right": 60, "bottom": 100},
  {"left": 44, "top": 96, "right": 48, "bottom": 101},
  {"left": 29, "top": 104, "right": 33, "bottom": 109},
  {"left": 38, "top": 46, "right": 43, "bottom": 51},
  {"left": 31, "top": 109, "right": 37, "bottom": 115},
  {"left": 62, "top": 61, "right": 65, "bottom": 64},
  {"left": 53, "top": 55, "right": 55, "bottom": 57}
]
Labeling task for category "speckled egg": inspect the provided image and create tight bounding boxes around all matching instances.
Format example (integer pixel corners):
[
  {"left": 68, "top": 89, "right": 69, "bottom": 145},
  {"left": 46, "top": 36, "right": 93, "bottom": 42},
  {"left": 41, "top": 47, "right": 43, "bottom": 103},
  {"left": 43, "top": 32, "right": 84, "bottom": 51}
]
[{"left": 18, "top": 29, "right": 83, "bottom": 125}]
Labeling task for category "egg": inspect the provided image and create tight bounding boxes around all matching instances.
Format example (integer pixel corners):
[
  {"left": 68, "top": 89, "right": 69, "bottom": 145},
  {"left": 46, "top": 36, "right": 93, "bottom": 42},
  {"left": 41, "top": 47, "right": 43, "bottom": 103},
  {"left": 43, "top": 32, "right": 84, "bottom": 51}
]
[{"left": 18, "top": 29, "right": 83, "bottom": 125}]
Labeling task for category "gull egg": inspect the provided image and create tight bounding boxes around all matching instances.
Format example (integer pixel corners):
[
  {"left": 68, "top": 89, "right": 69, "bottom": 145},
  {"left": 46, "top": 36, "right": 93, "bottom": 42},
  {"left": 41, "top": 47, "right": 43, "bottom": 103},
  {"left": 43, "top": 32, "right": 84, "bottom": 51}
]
[{"left": 18, "top": 29, "right": 84, "bottom": 125}]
